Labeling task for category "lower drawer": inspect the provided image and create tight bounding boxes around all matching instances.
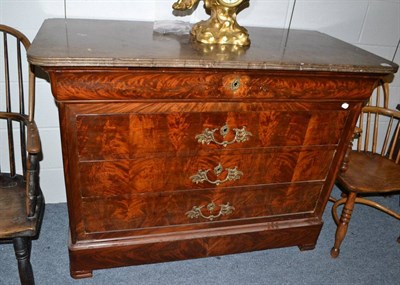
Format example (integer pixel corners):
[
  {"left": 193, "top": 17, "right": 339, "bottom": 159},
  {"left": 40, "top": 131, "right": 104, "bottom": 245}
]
[{"left": 81, "top": 182, "right": 323, "bottom": 234}]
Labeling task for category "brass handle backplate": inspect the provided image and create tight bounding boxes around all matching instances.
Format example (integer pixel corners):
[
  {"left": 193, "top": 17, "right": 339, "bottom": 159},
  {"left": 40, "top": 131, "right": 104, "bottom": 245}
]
[
  {"left": 195, "top": 123, "right": 252, "bottom": 147},
  {"left": 190, "top": 163, "right": 243, "bottom": 185},
  {"left": 186, "top": 202, "right": 235, "bottom": 221}
]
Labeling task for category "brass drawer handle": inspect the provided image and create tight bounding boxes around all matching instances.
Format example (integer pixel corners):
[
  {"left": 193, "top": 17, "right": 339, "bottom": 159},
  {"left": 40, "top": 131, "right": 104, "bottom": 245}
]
[
  {"left": 195, "top": 123, "right": 252, "bottom": 147},
  {"left": 190, "top": 163, "right": 243, "bottom": 185},
  {"left": 186, "top": 202, "right": 235, "bottom": 221}
]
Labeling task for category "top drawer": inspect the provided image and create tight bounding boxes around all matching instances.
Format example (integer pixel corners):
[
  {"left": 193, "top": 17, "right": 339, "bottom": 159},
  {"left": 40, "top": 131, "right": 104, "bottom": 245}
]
[
  {"left": 72, "top": 101, "right": 350, "bottom": 161},
  {"left": 50, "top": 69, "right": 376, "bottom": 101}
]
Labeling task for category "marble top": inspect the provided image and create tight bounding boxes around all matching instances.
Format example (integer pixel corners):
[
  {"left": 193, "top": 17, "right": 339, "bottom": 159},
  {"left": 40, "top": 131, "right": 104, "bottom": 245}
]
[{"left": 28, "top": 18, "right": 398, "bottom": 74}]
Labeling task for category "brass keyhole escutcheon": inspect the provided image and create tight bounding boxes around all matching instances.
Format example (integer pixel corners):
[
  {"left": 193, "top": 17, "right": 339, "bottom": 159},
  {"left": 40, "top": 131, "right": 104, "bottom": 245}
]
[
  {"left": 220, "top": 124, "right": 230, "bottom": 137},
  {"left": 230, "top": 79, "right": 241, "bottom": 91}
]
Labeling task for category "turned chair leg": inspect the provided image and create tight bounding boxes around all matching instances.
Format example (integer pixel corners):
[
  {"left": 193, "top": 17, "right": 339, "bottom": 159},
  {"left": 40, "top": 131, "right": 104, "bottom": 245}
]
[
  {"left": 13, "top": 237, "right": 35, "bottom": 285},
  {"left": 331, "top": 192, "right": 357, "bottom": 258}
]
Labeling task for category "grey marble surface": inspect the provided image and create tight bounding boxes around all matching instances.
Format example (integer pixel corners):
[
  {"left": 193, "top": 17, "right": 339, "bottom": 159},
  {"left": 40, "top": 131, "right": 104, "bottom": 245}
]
[{"left": 28, "top": 19, "right": 398, "bottom": 74}]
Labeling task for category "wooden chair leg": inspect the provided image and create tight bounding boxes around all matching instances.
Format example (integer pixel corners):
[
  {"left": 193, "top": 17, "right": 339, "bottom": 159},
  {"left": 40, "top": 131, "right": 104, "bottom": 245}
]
[
  {"left": 331, "top": 192, "right": 357, "bottom": 258},
  {"left": 13, "top": 237, "right": 35, "bottom": 285}
]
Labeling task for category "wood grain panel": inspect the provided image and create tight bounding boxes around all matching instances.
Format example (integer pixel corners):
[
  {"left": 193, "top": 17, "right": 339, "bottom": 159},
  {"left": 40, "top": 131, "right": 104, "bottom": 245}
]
[
  {"left": 78, "top": 148, "right": 335, "bottom": 196},
  {"left": 75, "top": 106, "right": 348, "bottom": 160},
  {"left": 69, "top": 219, "right": 322, "bottom": 277},
  {"left": 80, "top": 182, "right": 323, "bottom": 233},
  {"left": 76, "top": 114, "right": 130, "bottom": 160},
  {"left": 49, "top": 69, "right": 376, "bottom": 101}
]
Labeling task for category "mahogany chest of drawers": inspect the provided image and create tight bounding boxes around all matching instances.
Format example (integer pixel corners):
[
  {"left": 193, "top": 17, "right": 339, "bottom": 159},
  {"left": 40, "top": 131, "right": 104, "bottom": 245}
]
[{"left": 28, "top": 19, "right": 398, "bottom": 278}]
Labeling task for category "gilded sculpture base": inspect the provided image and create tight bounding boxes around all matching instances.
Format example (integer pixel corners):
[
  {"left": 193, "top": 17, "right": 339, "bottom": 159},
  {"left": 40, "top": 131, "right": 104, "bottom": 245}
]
[
  {"left": 172, "top": 0, "right": 250, "bottom": 46},
  {"left": 191, "top": 13, "right": 250, "bottom": 46}
]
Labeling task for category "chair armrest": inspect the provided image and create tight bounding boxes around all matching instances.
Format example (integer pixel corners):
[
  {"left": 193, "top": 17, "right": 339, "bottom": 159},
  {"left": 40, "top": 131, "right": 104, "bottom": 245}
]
[
  {"left": 340, "top": 126, "right": 363, "bottom": 174},
  {"left": 353, "top": 126, "right": 362, "bottom": 139},
  {"left": 0, "top": 112, "right": 41, "bottom": 154},
  {"left": 0, "top": 112, "right": 42, "bottom": 217},
  {"left": 26, "top": 121, "right": 41, "bottom": 154}
]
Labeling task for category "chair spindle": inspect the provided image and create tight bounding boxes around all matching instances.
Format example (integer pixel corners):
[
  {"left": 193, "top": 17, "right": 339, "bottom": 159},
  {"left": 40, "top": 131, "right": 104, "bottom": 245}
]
[{"left": 3, "top": 32, "right": 16, "bottom": 177}]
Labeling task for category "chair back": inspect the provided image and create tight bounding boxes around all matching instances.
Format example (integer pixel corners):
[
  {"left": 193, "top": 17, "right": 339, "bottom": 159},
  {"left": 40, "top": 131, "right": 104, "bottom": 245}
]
[
  {"left": 356, "top": 80, "right": 400, "bottom": 164},
  {"left": 0, "top": 25, "right": 35, "bottom": 178}
]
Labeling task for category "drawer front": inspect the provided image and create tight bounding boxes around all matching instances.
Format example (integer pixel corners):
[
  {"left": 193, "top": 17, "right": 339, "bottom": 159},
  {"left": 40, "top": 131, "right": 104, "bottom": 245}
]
[
  {"left": 65, "top": 101, "right": 349, "bottom": 240},
  {"left": 51, "top": 69, "right": 376, "bottom": 101},
  {"left": 81, "top": 182, "right": 323, "bottom": 234},
  {"left": 78, "top": 148, "right": 335, "bottom": 197},
  {"left": 74, "top": 102, "right": 349, "bottom": 160}
]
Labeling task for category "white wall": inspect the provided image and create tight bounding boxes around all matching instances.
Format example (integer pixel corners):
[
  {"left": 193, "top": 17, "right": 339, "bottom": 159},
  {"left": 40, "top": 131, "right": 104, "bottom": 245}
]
[{"left": 1, "top": 0, "right": 399, "bottom": 203}]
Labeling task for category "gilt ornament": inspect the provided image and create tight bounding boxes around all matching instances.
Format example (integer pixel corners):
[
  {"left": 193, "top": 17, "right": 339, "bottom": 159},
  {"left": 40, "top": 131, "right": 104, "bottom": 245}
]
[{"left": 172, "top": 0, "right": 250, "bottom": 46}]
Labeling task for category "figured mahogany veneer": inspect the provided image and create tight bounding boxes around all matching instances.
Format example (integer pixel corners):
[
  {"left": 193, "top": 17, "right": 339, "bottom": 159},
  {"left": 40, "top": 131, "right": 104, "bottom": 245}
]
[
  {"left": 48, "top": 69, "right": 376, "bottom": 101},
  {"left": 28, "top": 19, "right": 398, "bottom": 279}
]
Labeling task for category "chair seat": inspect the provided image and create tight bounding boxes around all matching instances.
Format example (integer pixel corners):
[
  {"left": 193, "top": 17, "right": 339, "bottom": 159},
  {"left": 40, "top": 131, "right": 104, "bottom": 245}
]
[
  {"left": 0, "top": 174, "right": 42, "bottom": 239},
  {"left": 337, "top": 151, "right": 400, "bottom": 194}
]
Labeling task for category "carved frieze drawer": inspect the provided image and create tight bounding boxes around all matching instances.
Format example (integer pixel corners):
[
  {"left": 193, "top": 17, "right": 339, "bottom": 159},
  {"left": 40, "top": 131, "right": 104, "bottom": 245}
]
[{"left": 49, "top": 69, "right": 376, "bottom": 101}]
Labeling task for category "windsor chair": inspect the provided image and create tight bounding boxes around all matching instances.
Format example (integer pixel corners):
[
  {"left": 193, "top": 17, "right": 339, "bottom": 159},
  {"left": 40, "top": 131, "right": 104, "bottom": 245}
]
[
  {"left": 331, "top": 79, "right": 400, "bottom": 258},
  {"left": 0, "top": 24, "right": 44, "bottom": 285}
]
